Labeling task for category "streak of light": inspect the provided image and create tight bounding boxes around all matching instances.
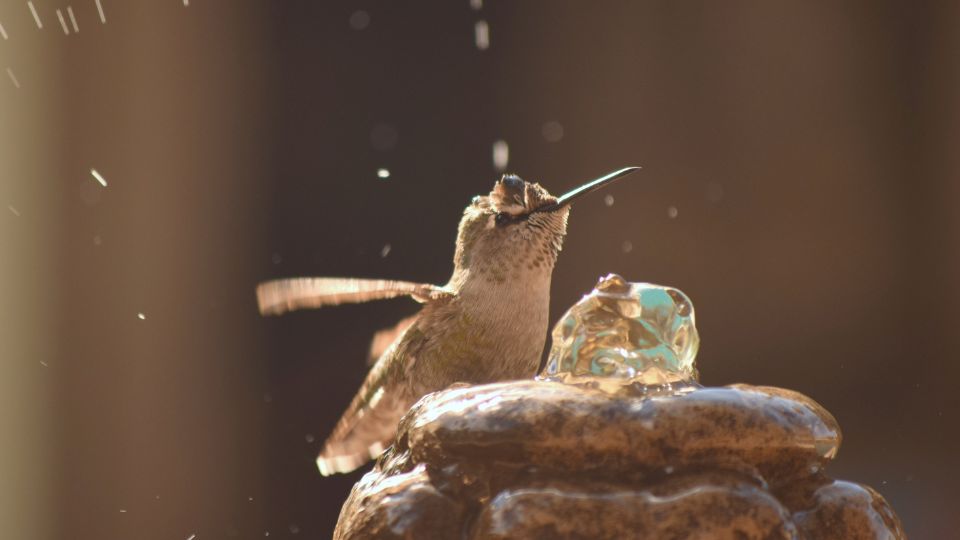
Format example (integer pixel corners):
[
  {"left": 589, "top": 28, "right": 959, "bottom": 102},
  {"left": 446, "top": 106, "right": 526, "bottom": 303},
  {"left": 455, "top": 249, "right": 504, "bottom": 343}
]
[
  {"left": 90, "top": 168, "right": 108, "bottom": 187},
  {"left": 474, "top": 20, "right": 489, "bottom": 50},
  {"left": 380, "top": 244, "right": 391, "bottom": 258},
  {"left": 94, "top": 0, "right": 106, "bottom": 24},
  {"left": 492, "top": 140, "right": 509, "bottom": 171},
  {"left": 8, "top": 205, "right": 21, "bottom": 216},
  {"left": 56, "top": 9, "right": 70, "bottom": 35},
  {"left": 27, "top": 1, "right": 42, "bottom": 29},
  {"left": 0, "top": 20, "right": 8, "bottom": 40},
  {"left": 67, "top": 6, "right": 79, "bottom": 32},
  {"left": 6, "top": 67, "right": 20, "bottom": 89},
  {"left": 186, "top": 535, "right": 196, "bottom": 540},
  {"left": 40, "top": 361, "right": 48, "bottom": 367}
]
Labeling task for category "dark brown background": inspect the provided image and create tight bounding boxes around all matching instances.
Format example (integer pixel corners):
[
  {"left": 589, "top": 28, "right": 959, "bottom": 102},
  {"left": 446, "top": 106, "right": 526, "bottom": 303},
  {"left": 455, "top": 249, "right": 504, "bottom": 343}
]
[{"left": 1, "top": 1, "right": 957, "bottom": 538}]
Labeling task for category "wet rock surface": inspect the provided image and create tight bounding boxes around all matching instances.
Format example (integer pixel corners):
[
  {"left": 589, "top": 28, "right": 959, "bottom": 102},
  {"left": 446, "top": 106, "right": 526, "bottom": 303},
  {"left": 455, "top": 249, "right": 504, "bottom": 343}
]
[
  {"left": 333, "top": 381, "right": 905, "bottom": 539},
  {"left": 334, "top": 276, "right": 905, "bottom": 539}
]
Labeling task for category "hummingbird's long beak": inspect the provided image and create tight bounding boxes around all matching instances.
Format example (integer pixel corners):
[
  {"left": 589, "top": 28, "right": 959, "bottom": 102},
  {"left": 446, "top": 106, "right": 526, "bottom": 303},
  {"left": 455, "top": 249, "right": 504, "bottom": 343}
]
[{"left": 534, "top": 166, "right": 642, "bottom": 213}]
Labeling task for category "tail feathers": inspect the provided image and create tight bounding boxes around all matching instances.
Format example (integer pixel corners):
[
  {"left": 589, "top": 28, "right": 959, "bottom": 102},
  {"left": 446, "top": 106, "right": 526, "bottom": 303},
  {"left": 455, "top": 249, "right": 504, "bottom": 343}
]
[{"left": 316, "top": 385, "right": 410, "bottom": 476}]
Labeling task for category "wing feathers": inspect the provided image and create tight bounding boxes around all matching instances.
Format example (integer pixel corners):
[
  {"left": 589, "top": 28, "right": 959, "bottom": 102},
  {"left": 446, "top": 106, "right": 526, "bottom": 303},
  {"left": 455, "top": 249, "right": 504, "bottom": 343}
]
[{"left": 256, "top": 277, "right": 446, "bottom": 316}]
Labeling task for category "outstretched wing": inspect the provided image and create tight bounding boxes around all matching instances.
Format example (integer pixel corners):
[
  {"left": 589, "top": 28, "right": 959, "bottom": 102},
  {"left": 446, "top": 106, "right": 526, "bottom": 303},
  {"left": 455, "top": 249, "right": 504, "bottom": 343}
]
[{"left": 256, "top": 277, "right": 451, "bottom": 316}]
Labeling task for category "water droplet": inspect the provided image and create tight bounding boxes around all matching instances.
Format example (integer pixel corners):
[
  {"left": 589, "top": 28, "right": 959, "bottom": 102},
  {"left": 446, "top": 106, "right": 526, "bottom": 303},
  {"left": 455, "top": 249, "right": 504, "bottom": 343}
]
[
  {"left": 67, "top": 7, "right": 79, "bottom": 32},
  {"left": 93, "top": 235, "right": 102, "bottom": 246},
  {"left": 27, "top": 1, "right": 43, "bottom": 29},
  {"left": 621, "top": 240, "right": 633, "bottom": 253},
  {"left": 469, "top": 0, "right": 483, "bottom": 10},
  {"left": 289, "top": 524, "right": 300, "bottom": 535},
  {"left": 603, "top": 194, "right": 614, "bottom": 207},
  {"left": 349, "top": 10, "right": 370, "bottom": 30},
  {"left": 90, "top": 168, "right": 108, "bottom": 187},
  {"left": 667, "top": 205, "right": 678, "bottom": 219},
  {"left": 56, "top": 9, "right": 70, "bottom": 35},
  {"left": 492, "top": 140, "right": 509, "bottom": 171},
  {"left": 271, "top": 253, "right": 282, "bottom": 265},
  {"left": 541, "top": 121, "right": 564, "bottom": 142},
  {"left": 137, "top": 312, "right": 146, "bottom": 320},
  {"left": 376, "top": 168, "right": 390, "bottom": 179},
  {"left": 380, "top": 244, "right": 391, "bottom": 258},
  {"left": 474, "top": 20, "right": 489, "bottom": 50},
  {"left": 7, "top": 205, "right": 20, "bottom": 216},
  {"left": 305, "top": 433, "right": 315, "bottom": 443},
  {"left": 94, "top": 0, "right": 107, "bottom": 24},
  {"left": 6, "top": 67, "right": 20, "bottom": 89}
]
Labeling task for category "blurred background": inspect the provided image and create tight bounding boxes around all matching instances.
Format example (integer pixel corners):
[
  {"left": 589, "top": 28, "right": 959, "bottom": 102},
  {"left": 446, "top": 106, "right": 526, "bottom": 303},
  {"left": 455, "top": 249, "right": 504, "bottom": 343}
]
[{"left": 2, "top": 0, "right": 957, "bottom": 538}]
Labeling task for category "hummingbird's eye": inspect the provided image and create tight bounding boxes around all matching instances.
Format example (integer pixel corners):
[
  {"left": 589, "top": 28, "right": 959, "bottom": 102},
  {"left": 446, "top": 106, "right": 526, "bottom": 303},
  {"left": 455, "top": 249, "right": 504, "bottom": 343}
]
[
  {"left": 494, "top": 212, "right": 512, "bottom": 226},
  {"left": 501, "top": 175, "right": 523, "bottom": 190}
]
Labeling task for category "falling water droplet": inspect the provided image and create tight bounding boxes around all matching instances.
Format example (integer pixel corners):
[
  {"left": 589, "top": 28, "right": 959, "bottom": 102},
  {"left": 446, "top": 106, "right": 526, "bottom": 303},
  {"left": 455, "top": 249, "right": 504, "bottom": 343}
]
[
  {"left": 7, "top": 67, "right": 21, "bottom": 89},
  {"left": 380, "top": 244, "right": 391, "bottom": 258},
  {"left": 137, "top": 312, "right": 146, "bottom": 320},
  {"left": 492, "top": 140, "right": 509, "bottom": 171},
  {"left": 0, "top": 20, "right": 8, "bottom": 40},
  {"left": 541, "top": 121, "right": 564, "bottom": 142},
  {"left": 667, "top": 205, "right": 678, "bottom": 219},
  {"left": 470, "top": 0, "right": 483, "bottom": 10},
  {"left": 90, "top": 169, "right": 108, "bottom": 187},
  {"left": 621, "top": 240, "right": 633, "bottom": 253},
  {"left": 8, "top": 205, "right": 20, "bottom": 216},
  {"left": 603, "top": 194, "right": 614, "bottom": 207},
  {"left": 376, "top": 168, "right": 390, "bottom": 179},
  {"left": 56, "top": 9, "right": 70, "bottom": 35},
  {"left": 27, "top": 1, "right": 43, "bottom": 29},
  {"left": 94, "top": 0, "right": 106, "bottom": 24},
  {"left": 474, "top": 20, "right": 489, "bottom": 50},
  {"left": 349, "top": 10, "right": 370, "bottom": 30},
  {"left": 67, "top": 6, "right": 79, "bottom": 33}
]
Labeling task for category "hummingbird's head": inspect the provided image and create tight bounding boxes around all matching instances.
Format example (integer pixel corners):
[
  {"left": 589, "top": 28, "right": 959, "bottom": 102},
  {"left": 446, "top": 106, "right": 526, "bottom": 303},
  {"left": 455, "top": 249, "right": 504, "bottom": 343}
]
[
  {"left": 452, "top": 174, "right": 570, "bottom": 282},
  {"left": 450, "top": 168, "right": 641, "bottom": 286}
]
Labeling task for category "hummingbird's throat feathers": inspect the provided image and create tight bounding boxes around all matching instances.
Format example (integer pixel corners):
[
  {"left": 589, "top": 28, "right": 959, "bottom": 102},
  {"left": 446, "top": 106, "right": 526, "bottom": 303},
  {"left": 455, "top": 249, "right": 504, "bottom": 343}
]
[{"left": 452, "top": 176, "right": 569, "bottom": 287}]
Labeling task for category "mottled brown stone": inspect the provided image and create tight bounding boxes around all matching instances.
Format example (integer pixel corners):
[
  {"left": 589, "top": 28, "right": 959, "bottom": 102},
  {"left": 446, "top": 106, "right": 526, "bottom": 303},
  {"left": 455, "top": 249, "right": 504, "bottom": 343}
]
[
  {"left": 334, "top": 464, "right": 463, "bottom": 540},
  {"left": 792, "top": 480, "right": 906, "bottom": 539},
  {"left": 476, "top": 474, "right": 796, "bottom": 540},
  {"left": 334, "top": 380, "right": 905, "bottom": 539},
  {"left": 405, "top": 381, "right": 839, "bottom": 483}
]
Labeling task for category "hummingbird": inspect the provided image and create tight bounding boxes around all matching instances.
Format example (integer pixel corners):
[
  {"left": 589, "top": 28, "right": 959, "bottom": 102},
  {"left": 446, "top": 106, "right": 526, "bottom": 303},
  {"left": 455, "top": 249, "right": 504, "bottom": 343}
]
[{"left": 256, "top": 166, "right": 640, "bottom": 475}]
